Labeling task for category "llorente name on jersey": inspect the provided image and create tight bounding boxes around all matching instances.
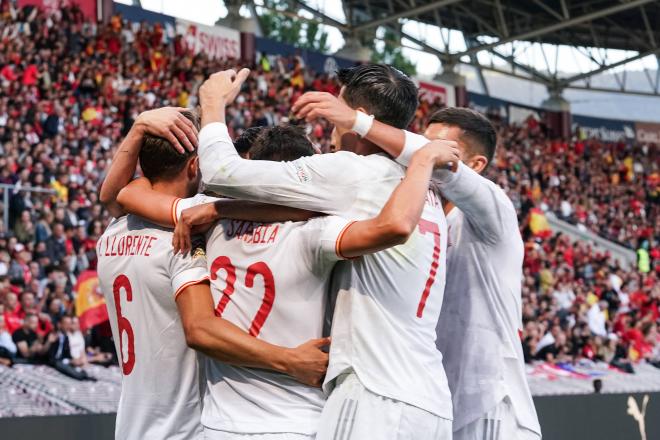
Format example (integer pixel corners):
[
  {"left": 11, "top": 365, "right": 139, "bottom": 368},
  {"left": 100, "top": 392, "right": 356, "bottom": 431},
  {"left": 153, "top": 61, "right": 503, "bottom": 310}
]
[{"left": 98, "top": 235, "right": 158, "bottom": 257}]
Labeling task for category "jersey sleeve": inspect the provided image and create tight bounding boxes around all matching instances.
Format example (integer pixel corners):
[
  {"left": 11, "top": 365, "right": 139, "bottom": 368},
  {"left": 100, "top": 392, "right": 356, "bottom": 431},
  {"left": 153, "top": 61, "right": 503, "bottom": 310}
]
[
  {"left": 299, "top": 216, "right": 355, "bottom": 274},
  {"left": 169, "top": 248, "right": 209, "bottom": 299},
  {"left": 198, "top": 122, "right": 365, "bottom": 216},
  {"left": 393, "top": 131, "right": 516, "bottom": 244},
  {"left": 433, "top": 161, "right": 517, "bottom": 244},
  {"left": 171, "top": 193, "right": 222, "bottom": 226}
]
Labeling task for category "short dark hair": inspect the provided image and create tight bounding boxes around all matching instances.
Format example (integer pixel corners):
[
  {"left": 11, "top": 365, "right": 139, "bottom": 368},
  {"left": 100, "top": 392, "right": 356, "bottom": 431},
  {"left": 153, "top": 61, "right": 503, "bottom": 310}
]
[
  {"left": 250, "top": 125, "right": 315, "bottom": 162},
  {"left": 235, "top": 126, "right": 265, "bottom": 156},
  {"left": 428, "top": 107, "right": 497, "bottom": 164},
  {"left": 337, "top": 64, "right": 418, "bottom": 129},
  {"left": 138, "top": 110, "right": 200, "bottom": 182}
]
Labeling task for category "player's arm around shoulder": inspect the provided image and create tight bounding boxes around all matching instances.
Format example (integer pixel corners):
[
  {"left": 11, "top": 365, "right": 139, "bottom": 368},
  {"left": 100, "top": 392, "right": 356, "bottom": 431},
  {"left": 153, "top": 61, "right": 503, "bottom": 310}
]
[
  {"left": 332, "top": 142, "right": 459, "bottom": 259},
  {"left": 171, "top": 244, "right": 331, "bottom": 388},
  {"left": 435, "top": 161, "right": 516, "bottom": 245}
]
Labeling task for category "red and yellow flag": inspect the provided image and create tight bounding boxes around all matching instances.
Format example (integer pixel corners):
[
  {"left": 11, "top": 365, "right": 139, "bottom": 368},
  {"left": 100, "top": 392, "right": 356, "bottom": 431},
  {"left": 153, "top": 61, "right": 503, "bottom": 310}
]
[
  {"left": 75, "top": 270, "right": 109, "bottom": 331},
  {"left": 529, "top": 208, "right": 552, "bottom": 238}
]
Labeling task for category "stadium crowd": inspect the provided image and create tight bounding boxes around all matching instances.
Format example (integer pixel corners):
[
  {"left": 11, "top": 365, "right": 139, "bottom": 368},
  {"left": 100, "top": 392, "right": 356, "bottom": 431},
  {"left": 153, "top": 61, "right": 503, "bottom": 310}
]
[{"left": 0, "top": 3, "right": 657, "bottom": 384}]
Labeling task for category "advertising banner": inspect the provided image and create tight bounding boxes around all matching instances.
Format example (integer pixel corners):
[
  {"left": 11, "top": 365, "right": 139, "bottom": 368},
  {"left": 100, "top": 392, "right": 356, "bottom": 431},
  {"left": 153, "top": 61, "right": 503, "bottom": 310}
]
[
  {"left": 176, "top": 19, "right": 241, "bottom": 61},
  {"left": 255, "top": 37, "right": 354, "bottom": 74},
  {"left": 113, "top": 2, "right": 175, "bottom": 27},
  {"left": 572, "top": 114, "right": 636, "bottom": 142},
  {"left": 634, "top": 121, "right": 660, "bottom": 144},
  {"left": 19, "top": 0, "right": 97, "bottom": 20},
  {"left": 467, "top": 92, "right": 509, "bottom": 121},
  {"left": 417, "top": 79, "right": 456, "bottom": 107}
]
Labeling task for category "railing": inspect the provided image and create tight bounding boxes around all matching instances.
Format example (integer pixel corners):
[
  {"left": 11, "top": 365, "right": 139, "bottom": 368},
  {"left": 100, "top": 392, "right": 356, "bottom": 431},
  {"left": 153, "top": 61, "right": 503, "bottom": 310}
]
[
  {"left": 546, "top": 212, "right": 637, "bottom": 269},
  {"left": 0, "top": 184, "right": 57, "bottom": 229}
]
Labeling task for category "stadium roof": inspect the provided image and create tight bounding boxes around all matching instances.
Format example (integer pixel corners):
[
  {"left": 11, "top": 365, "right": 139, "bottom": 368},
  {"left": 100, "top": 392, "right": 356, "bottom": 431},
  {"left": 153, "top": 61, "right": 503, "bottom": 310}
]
[{"left": 290, "top": 0, "right": 660, "bottom": 96}]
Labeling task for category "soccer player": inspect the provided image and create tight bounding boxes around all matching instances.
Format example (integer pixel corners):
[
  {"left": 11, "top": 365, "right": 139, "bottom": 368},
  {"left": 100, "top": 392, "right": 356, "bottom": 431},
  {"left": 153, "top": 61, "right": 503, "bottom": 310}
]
[
  {"left": 112, "top": 123, "right": 458, "bottom": 440},
  {"left": 97, "top": 110, "right": 332, "bottom": 440},
  {"left": 195, "top": 66, "right": 457, "bottom": 439},
  {"left": 293, "top": 93, "right": 542, "bottom": 440}
]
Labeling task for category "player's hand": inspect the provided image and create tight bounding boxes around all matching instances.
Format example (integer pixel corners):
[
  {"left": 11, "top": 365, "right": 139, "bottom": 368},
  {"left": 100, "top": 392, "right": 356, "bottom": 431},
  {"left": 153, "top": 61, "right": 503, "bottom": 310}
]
[
  {"left": 199, "top": 68, "right": 251, "bottom": 108},
  {"left": 173, "top": 204, "right": 218, "bottom": 255},
  {"left": 292, "top": 92, "right": 356, "bottom": 129},
  {"left": 284, "top": 337, "right": 330, "bottom": 388},
  {"left": 134, "top": 107, "right": 198, "bottom": 154},
  {"left": 415, "top": 139, "right": 460, "bottom": 171},
  {"left": 173, "top": 207, "right": 197, "bottom": 255}
]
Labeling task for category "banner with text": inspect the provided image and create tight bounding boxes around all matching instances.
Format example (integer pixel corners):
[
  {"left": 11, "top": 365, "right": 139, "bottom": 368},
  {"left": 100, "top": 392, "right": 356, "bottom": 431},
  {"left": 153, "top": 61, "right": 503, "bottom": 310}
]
[
  {"left": 572, "top": 114, "right": 636, "bottom": 142},
  {"left": 634, "top": 121, "right": 660, "bottom": 144},
  {"left": 416, "top": 79, "right": 455, "bottom": 107},
  {"left": 176, "top": 19, "right": 241, "bottom": 61}
]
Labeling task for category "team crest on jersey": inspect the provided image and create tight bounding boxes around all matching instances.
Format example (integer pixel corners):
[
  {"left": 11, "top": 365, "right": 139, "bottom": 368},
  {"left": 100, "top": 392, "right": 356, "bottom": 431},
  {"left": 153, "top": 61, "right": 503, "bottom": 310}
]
[{"left": 191, "top": 247, "right": 206, "bottom": 260}]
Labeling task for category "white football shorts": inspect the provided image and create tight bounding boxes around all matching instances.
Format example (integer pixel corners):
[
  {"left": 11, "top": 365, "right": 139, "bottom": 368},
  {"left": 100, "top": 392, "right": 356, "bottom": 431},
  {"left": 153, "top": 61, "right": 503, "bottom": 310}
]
[
  {"left": 453, "top": 397, "right": 541, "bottom": 440},
  {"left": 316, "top": 372, "right": 452, "bottom": 440}
]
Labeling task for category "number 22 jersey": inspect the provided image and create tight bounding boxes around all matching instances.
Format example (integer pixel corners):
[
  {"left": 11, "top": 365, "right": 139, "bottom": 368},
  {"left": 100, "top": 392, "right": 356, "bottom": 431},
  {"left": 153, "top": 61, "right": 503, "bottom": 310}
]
[
  {"left": 97, "top": 215, "right": 209, "bottom": 440},
  {"left": 180, "top": 196, "right": 353, "bottom": 435}
]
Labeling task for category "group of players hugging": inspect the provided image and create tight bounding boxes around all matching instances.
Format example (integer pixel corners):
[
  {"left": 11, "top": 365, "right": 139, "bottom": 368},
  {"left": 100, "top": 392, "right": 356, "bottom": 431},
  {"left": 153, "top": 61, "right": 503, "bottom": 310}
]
[{"left": 97, "top": 64, "right": 542, "bottom": 440}]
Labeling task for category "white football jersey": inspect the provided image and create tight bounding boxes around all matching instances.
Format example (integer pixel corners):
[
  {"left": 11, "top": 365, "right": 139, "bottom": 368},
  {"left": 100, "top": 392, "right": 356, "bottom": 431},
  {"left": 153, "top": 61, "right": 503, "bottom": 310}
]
[
  {"left": 197, "top": 123, "right": 452, "bottom": 419},
  {"left": 97, "top": 215, "right": 208, "bottom": 440},
  {"left": 402, "top": 132, "right": 541, "bottom": 435},
  {"left": 198, "top": 213, "right": 351, "bottom": 435}
]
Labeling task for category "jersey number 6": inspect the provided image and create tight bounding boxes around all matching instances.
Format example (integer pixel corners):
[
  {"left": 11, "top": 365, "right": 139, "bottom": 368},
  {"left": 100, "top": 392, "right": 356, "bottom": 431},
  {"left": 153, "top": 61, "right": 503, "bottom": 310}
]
[
  {"left": 113, "top": 274, "right": 136, "bottom": 375},
  {"left": 210, "top": 256, "right": 276, "bottom": 337}
]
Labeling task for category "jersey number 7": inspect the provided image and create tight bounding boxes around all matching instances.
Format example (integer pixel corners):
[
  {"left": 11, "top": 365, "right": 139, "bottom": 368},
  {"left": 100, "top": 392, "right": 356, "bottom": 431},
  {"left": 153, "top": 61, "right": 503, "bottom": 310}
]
[
  {"left": 417, "top": 219, "right": 441, "bottom": 318},
  {"left": 210, "top": 256, "right": 276, "bottom": 337}
]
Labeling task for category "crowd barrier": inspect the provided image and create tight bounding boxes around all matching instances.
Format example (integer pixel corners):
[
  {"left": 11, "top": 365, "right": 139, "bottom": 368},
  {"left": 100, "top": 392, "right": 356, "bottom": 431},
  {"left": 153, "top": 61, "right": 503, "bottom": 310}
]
[{"left": 1, "top": 392, "right": 657, "bottom": 440}]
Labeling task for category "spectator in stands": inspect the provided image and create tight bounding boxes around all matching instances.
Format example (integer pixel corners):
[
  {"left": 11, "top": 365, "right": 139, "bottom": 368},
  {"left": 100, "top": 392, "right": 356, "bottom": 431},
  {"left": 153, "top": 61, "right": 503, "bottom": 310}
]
[
  {"left": 12, "top": 313, "right": 52, "bottom": 363},
  {"left": 67, "top": 316, "right": 87, "bottom": 366},
  {"left": 48, "top": 316, "right": 94, "bottom": 381},
  {"left": 0, "top": 3, "right": 654, "bottom": 382},
  {"left": 0, "top": 312, "right": 16, "bottom": 366}
]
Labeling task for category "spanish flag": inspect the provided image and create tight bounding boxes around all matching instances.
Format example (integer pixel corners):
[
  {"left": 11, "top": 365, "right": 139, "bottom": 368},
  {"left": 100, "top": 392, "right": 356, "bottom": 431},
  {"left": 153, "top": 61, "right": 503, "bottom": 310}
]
[
  {"left": 529, "top": 208, "right": 552, "bottom": 238},
  {"left": 75, "top": 270, "right": 109, "bottom": 331}
]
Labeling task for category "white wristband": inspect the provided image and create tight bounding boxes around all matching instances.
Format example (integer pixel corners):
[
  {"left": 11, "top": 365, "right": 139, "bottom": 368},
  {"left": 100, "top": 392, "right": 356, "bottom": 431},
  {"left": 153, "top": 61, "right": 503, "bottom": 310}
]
[
  {"left": 396, "top": 131, "right": 430, "bottom": 166},
  {"left": 351, "top": 111, "right": 374, "bottom": 137}
]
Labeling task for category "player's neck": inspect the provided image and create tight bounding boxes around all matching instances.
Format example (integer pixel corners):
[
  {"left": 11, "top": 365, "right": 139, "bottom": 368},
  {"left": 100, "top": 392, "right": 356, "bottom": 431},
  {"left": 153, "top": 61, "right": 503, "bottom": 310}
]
[
  {"left": 152, "top": 180, "right": 190, "bottom": 199},
  {"left": 443, "top": 200, "right": 455, "bottom": 216},
  {"left": 354, "top": 139, "right": 388, "bottom": 156}
]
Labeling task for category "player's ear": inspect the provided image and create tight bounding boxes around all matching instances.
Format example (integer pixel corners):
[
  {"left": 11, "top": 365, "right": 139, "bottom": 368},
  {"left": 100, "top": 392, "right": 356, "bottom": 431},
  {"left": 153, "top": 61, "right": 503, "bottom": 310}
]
[
  {"left": 188, "top": 156, "right": 199, "bottom": 178},
  {"left": 355, "top": 106, "right": 369, "bottom": 115},
  {"left": 466, "top": 154, "right": 488, "bottom": 173}
]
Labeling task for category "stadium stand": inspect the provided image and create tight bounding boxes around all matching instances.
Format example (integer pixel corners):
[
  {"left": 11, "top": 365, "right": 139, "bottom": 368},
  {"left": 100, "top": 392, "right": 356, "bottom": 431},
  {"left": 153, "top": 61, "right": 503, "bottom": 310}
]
[{"left": 0, "top": 2, "right": 657, "bottom": 420}]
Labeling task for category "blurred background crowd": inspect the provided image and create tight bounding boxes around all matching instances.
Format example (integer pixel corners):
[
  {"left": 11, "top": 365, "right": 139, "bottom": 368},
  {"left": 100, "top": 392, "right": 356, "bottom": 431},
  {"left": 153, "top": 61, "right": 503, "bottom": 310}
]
[{"left": 0, "top": 3, "right": 657, "bottom": 386}]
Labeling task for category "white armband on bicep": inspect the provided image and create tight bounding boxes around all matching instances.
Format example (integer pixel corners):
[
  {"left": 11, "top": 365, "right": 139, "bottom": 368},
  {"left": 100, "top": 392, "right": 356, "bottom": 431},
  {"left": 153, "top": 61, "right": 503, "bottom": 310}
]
[{"left": 396, "top": 131, "right": 430, "bottom": 166}]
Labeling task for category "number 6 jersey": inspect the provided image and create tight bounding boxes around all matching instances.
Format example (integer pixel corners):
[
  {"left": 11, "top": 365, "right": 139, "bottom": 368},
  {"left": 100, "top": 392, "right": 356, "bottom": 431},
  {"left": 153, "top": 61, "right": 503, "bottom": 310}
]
[{"left": 97, "top": 215, "right": 209, "bottom": 440}]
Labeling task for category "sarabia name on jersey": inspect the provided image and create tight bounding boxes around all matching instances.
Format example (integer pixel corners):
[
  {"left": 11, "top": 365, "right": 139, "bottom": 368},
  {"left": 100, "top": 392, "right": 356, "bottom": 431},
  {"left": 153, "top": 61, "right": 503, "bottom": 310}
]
[{"left": 225, "top": 221, "right": 280, "bottom": 245}]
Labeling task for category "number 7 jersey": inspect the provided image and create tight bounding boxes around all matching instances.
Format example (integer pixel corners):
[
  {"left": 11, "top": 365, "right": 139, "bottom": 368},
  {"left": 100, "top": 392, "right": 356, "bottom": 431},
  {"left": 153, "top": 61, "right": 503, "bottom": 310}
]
[{"left": 97, "top": 215, "right": 209, "bottom": 440}]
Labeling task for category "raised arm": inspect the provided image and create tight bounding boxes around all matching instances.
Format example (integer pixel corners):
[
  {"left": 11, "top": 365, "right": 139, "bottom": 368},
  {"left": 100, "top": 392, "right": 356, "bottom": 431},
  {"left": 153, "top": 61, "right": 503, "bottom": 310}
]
[
  {"left": 176, "top": 283, "right": 329, "bottom": 387},
  {"left": 293, "top": 92, "right": 513, "bottom": 242},
  {"left": 196, "top": 70, "right": 361, "bottom": 215},
  {"left": 337, "top": 141, "right": 458, "bottom": 258},
  {"left": 293, "top": 92, "right": 411, "bottom": 161},
  {"left": 99, "top": 107, "right": 198, "bottom": 217}
]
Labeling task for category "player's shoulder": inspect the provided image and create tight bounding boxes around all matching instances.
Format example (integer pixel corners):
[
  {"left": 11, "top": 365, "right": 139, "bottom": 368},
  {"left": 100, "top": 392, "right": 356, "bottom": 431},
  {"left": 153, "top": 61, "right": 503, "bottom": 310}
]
[{"left": 296, "top": 150, "right": 398, "bottom": 169}]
